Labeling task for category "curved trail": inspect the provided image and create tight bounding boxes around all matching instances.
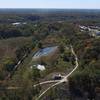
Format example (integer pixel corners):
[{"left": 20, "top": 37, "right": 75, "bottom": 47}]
[
  {"left": 36, "top": 46, "right": 78, "bottom": 100},
  {"left": 5, "top": 80, "right": 60, "bottom": 90},
  {"left": 34, "top": 80, "right": 60, "bottom": 87},
  {"left": 3, "top": 46, "right": 78, "bottom": 100}
]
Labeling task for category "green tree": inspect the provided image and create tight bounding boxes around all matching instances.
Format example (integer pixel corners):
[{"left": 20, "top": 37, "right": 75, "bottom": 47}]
[
  {"left": 32, "top": 67, "right": 41, "bottom": 81},
  {"left": 3, "top": 57, "right": 15, "bottom": 72}
]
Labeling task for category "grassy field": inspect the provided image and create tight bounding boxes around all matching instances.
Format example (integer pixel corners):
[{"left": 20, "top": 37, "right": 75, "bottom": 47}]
[{"left": 0, "top": 36, "right": 32, "bottom": 63}]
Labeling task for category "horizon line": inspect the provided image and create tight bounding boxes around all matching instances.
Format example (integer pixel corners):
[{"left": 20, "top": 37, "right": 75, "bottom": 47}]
[{"left": 0, "top": 8, "right": 100, "bottom": 10}]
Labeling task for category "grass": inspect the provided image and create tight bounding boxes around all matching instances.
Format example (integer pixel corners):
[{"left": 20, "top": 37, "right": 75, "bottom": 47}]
[{"left": 0, "top": 36, "right": 32, "bottom": 62}]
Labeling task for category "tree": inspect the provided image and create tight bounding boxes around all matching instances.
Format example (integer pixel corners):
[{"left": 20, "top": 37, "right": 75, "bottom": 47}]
[
  {"left": 38, "top": 42, "right": 43, "bottom": 49},
  {"left": 32, "top": 67, "right": 41, "bottom": 81},
  {"left": 3, "top": 57, "right": 15, "bottom": 72}
]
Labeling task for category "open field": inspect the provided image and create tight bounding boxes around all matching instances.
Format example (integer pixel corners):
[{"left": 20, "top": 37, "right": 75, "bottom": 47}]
[{"left": 0, "top": 36, "right": 32, "bottom": 62}]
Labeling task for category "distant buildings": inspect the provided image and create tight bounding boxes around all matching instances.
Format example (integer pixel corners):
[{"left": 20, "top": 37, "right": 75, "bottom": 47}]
[
  {"left": 79, "top": 25, "right": 100, "bottom": 37},
  {"left": 79, "top": 25, "right": 88, "bottom": 30},
  {"left": 12, "top": 22, "right": 27, "bottom": 26}
]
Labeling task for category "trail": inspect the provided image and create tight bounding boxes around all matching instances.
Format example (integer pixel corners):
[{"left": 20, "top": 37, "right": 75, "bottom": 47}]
[
  {"left": 36, "top": 46, "right": 78, "bottom": 100},
  {"left": 2, "top": 46, "right": 79, "bottom": 100},
  {"left": 34, "top": 80, "right": 60, "bottom": 87}
]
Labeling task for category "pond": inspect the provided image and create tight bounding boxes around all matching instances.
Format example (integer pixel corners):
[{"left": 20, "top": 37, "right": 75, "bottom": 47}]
[{"left": 33, "top": 46, "right": 58, "bottom": 59}]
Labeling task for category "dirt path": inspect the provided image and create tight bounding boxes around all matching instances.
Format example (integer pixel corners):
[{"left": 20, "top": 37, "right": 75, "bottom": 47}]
[{"left": 35, "top": 45, "right": 78, "bottom": 100}]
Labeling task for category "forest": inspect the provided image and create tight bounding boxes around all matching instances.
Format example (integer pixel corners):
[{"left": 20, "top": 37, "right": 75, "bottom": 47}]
[{"left": 0, "top": 9, "right": 100, "bottom": 100}]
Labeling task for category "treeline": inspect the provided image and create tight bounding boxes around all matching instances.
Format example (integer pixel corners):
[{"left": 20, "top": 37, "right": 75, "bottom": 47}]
[
  {"left": 1, "top": 12, "right": 100, "bottom": 39},
  {"left": 0, "top": 14, "right": 42, "bottom": 23},
  {"left": 0, "top": 24, "right": 35, "bottom": 39}
]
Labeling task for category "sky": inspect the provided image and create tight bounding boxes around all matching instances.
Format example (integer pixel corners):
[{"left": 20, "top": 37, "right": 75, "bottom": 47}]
[{"left": 0, "top": 0, "right": 100, "bottom": 9}]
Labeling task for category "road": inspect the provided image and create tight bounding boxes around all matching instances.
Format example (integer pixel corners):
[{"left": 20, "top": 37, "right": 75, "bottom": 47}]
[{"left": 35, "top": 45, "right": 78, "bottom": 100}]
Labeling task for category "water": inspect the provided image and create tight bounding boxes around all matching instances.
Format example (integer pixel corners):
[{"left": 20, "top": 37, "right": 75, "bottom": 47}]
[{"left": 33, "top": 46, "right": 58, "bottom": 59}]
